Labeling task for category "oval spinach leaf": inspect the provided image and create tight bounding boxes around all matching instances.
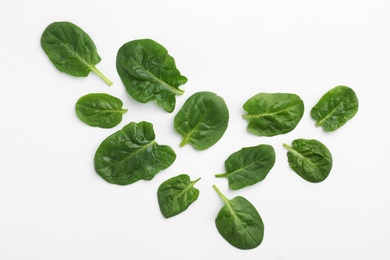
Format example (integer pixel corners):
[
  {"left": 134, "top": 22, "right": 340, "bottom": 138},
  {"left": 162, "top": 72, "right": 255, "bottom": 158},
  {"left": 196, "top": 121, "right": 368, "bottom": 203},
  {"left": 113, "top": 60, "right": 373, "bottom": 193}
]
[
  {"left": 311, "top": 85, "right": 359, "bottom": 131},
  {"left": 94, "top": 121, "right": 176, "bottom": 185},
  {"left": 213, "top": 185, "right": 264, "bottom": 250},
  {"left": 41, "top": 21, "right": 112, "bottom": 85},
  {"left": 158, "top": 174, "right": 201, "bottom": 218},
  {"left": 75, "top": 93, "right": 127, "bottom": 128},
  {"left": 242, "top": 93, "right": 304, "bottom": 136},
  {"left": 283, "top": 139, "right": 333, "bottom": 183},
  {"left": 116, "top": 39, "right": 188, "bottom": 113},
  {"left": 174, "top": 91, "right": 229, "bottom": 150},
  {"left": 215, "top": 144, "right": 275, "bottom": 190}
]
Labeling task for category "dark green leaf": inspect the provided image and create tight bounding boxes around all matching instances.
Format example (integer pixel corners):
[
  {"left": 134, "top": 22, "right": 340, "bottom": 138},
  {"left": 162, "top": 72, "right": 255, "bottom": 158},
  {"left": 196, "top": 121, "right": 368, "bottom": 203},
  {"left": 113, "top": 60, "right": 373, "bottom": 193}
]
[
  {"left": 41, "top": 21, "right": 112, "bottom": 85},
  {"left": 174, "top": 91, "right": 229, "bottom": 150},
  {"left": 242, "top": 93, "right": 304, "bottom": 136},
  {"left": 283, "top": 139, "right": 333, "bottom": 183},
  {"left": 311, "top": 85, "right": 359, "bottom": 131},
  {"left": 94, "top": 121, "right": 176, "bottom": 185},
  {"left": 213, "top": 185, "right": 264, "bottom": 250},
  {"left": 75, "top": 93, "right": 127, "bottom": 128},
  {"left": 116, "top": 39, "right": 187, "bottom": 112},
  {"left": 158, "top": 174, "right": 200, "bottom": 218},
  {"left": 215, "top": 144, "right": 275, "bottom": 190}
]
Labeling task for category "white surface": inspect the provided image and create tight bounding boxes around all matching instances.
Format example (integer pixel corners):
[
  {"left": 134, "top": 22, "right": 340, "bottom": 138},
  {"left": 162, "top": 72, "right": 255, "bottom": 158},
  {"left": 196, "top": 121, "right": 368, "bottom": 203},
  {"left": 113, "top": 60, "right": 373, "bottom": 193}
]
[{"left": 1, "top": 0, "right": 390, "bottom": 259}]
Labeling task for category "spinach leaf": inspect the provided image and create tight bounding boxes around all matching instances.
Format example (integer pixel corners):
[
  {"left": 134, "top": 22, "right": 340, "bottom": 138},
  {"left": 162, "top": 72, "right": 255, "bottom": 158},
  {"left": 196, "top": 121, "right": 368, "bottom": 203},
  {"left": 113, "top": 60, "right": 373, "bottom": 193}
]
[
  {"left": 158, "top": 174, "right": 201, "bottom": 218},
  {"left": 242, "top": 93, "right": 304, "bottom": 136},
  {"left": 213, "top": 185, "right": 264, "bottom": 250},
  {"left": 41, "top": 21, "right": 112, "bottom": 86},
  {"left": 283, "top": 139, "right": 332, "bottom": 183},
  {"left": 75, "top": 93, "right": 127, "bottom": 128},
  {"left": 94, "top": 121, "right": 176, "bottom": 185},
  {"left": 311, "top": 85, "right": 359, "bottom": 131},
  {"left": 116, "top": 39, "right": 187, "bottom": 112},
  {"left": 215, "top": 144, "right": 275, "bottom": 190},
  {"left": 174, "top": 91, "right": 229, "bottom": 150}
]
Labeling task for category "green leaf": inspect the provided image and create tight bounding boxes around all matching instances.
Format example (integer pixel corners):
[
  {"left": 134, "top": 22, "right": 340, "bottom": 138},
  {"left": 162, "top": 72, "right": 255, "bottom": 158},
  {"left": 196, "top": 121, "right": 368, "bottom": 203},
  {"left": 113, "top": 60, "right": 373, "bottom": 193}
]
[
  {"left": 94, "top": 121, "right": 176, "bottom": 185},
  {"left": 283, "top": 139, "right": 333, "bottom": 183},
  {"left": 41, "top": 21, "right": 112, "bottom": 86},
  {"left": 213, "top": 185, "right": 264, "bottom": 250},
  {"left": 157, "top": 174, "right": 201, "bottom": 218},
  {"left": 215, "top": 144, "right": 275, "bottom": 190},
  {"left": 242, "top": 93, "right": 304, "bottom": 136},
  {"left": 311, "top": 85, "right": 359, "bottom": 131},
  {"left": 116, "top": 39, "right": 187, "bottom": 112},
  {"left": 174, "top": 91, "right": 229, "bottom": 150},
  {"left": 75, "top": 93, "right": 127, "bottom": 128}
]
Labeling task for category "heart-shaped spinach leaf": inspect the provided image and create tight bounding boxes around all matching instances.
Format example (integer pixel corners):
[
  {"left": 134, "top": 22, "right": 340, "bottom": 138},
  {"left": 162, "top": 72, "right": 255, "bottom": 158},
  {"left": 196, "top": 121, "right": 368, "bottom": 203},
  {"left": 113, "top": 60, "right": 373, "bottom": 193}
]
[
  {"left": 158, "top": 174, "right": 200, "bottom": 218},
  {"left": 116, "top": 39, "right": 187, "bottom": 113},
  {"left": 283, "top": 139, "right": 333, "bottom": 183},
  {"left": 174, "top": 91, "right": 229, "bottom": 150},
  {"left": 41, "top": 21, "right": 112, "bottom": 85},
  {"left": 242, "top": 93, "right": 304, "bottom": 136},
  {"left": 311, "top": 85, "right": 358, "bottom": 131},
  {"left": 213, "top": 185, "right": 264, "bottom": 250},
  {"left": 215, "top": 144, "right": 275, "bottom": 190},
  {"left": 94, "top": 121, "right": 176, "bottom": 185}
]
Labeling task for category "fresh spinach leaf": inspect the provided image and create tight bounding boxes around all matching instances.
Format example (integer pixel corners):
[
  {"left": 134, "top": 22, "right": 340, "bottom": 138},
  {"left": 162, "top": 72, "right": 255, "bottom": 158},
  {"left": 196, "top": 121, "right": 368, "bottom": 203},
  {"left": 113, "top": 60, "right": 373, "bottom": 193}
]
[
  {"left": 213, "top": 185, "right": 264, "bottom": 250},
  {"left": 174, "top": 91, "right": 229, "bottom": 150},
  {"left": 283, "top": 139, "right": 332, "bottom": 183},
  {"left": 41, "top": 21, "right": 112, "bottom": 86},
  {"left": 94, "top": 121, "right": 176, "bottom": 185},
  {"left": 158, "top": 174, "right": 201, "bottom": 218},
  {"left": 311, "top": 85, "right": 359, "bottom": 131},
  {"left": 75, "top": 93, "right": 127, "bottom": 128},
  {"left": 242, "top": 93, "right": 304, "bottom": 136},
  {"left": 215, "top": 144, "right": 275, "bottom": 190},
  {"left": 116, "top": 39, "right": 187, "bottom": 113}
]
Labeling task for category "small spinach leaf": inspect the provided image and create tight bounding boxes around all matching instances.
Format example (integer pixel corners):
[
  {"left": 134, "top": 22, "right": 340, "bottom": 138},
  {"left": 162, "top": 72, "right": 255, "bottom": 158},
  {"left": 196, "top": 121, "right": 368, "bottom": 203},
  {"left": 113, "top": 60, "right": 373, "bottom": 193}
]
[
  {"left": 311, "top": 85, "right": 359, "bottom": 131},
  {"left": 174, "top": 91, "right": 229, "bottom": 150},
  {"left": 283, "top": 139, "right": 333, "bottom": 183},
  {"left": 94, "top": 121, "right": 176, "bottom": 185},
  {"left": 215, "top": 144, "right": 275, "bottom": 190},
  {"left": 116, "top": 39, "right": 187, "bottom": 112},
  {"left": 213, "top": 185, "right": 264, "bottom": 250},
  {"left": 158, "top": 174, "right": 200, "bottom": 218},
  {"left": 75, "top": 93, "right": 127, "bottom": 128},
  {"left": 41, "top": 21, "right": 112, "bottom": 85},
  {"left": 242, "top": 93, "right": 304, "bottom": 136}
]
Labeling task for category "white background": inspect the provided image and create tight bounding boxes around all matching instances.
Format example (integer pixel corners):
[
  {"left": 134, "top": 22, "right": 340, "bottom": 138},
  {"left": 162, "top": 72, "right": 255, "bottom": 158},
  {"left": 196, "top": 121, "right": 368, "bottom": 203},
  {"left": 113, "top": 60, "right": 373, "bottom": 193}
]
[{"left": 1, "top": 0, "right": 390, "bottom": 259}]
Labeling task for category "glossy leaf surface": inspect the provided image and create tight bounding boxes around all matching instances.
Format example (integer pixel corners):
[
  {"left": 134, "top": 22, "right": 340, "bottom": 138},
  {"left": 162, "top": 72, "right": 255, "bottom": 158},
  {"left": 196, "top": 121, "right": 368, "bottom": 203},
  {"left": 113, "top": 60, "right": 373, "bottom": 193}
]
[
  {"left": 75, "top": 93, "right": 127, "bottom": 128},
  {"left": 283, "top": 139, "right": 332, "bottom": 183},
  {"left": 158, "top": 174, "right": 200, "bottom": 218},
  {"left": 174, "top": 91, "right": 229, "bottom": 150},
  {"left": 242, "top": 93, "right": 304, "bottom": 136},
  {"left": 41, "top": 21, "right": 112, "bottom": 85},
  {"left": 116, "top": 39, "right": 187, "bottom": 112},
  {"left": 311, "top": 85, "right": 359, "bottom": 131},
  {"left": 216, "top": 144, "right": 275, "bottom": 190},
  {"left": 94, "top": 121, "right": 176, "bottom": 185},
  {"left": 213, "top": 185, "right": 264, "bottom": 250}
]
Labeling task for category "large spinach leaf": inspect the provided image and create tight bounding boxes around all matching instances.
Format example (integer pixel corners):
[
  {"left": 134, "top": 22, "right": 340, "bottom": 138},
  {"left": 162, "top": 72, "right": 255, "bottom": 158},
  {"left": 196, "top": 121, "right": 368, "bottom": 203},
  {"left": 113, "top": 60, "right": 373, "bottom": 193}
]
[
  {"left": 215, "top": 144, "right": 275, "bottom": 190},
  {"left": 94, "top": 121, "right": 176, "bottom": 185},
  {"left": 174, "top": 91, "right": 229, "bottom": 150},
  {"left": 283, "top": 139, "right": 332, "bottom": 183},
  {"left": 41, "top": 21, "right": 112, "bottom": 85},
  {"left": 242, "top": 93, "right": 304, "bottom": 136},
  {"left": 311, "top": 85, "right": 359, "bottom": 131},
  {"left": 116, "top": 39, "right": 187, "bottom": 113},
  {"left": 213, "top": 185, "right": 264, "bottom": 250},
  {"left": 75, "top": 93, "right": 127, "bottom": 128},
  {"left": 158, "top": 174, "right": 200, "bottom": 218}
]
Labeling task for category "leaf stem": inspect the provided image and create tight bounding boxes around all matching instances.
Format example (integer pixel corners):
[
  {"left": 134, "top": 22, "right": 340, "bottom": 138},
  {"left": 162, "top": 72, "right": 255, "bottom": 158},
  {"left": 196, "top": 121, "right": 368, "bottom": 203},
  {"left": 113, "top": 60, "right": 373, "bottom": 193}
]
[
  {"left": 91, "top": 66, "right": 113, "bottom": 86},
  {"left": 212, "top": 184, "right": 229, "bottom": 204},
  {"left": 215, "top": 173, "right": 228, "bottom": 178}
]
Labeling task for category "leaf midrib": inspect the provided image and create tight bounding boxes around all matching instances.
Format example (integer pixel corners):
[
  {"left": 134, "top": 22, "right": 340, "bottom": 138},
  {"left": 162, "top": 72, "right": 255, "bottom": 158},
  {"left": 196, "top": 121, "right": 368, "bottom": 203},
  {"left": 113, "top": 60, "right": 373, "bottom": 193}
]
[
  {"left": 315, "top": 98, "right": 346, "bottom": 127},
  {"left": 244, "top": 103, "right": 301, "bottom": 119}
]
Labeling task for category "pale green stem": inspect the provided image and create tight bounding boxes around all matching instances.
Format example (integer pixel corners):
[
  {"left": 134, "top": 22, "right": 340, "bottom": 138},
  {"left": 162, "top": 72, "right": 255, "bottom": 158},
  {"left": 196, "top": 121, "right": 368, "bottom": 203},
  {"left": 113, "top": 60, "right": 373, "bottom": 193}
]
[
  {"left": 215, "top": 173, "right": 228, "bottom": 178},
  {"left": 212, "top": 184, "right": 229, "bottom": 204},
  {"left": 91, "top": 66, "right": 113, "bottom": 86}
]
